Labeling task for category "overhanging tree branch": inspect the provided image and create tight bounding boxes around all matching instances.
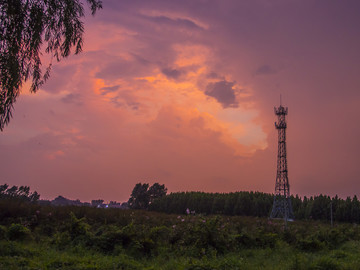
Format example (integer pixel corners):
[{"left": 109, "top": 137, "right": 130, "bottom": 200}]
[{"left": 0, "top": 0, "right": 102, "bottom": 130}]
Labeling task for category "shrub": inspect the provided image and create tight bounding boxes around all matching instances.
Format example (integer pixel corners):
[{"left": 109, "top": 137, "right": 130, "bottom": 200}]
[
  {"left": 318, "top": 228, "right": 346, "bottom": 249},
  {"left": 296, "top": 237, "right": 324, "bottom": 252},
  {"left": 282, "top": 228, "right": 298, "bottom": 244},
  {"left": 38, "top": 222, "right": 55, "bottom": 237},
  {"left": 7, "top": 223, "right": 31, "bottom": 241},
  {"left": 289, "top": 255, "right": 309, "bottom": 270},
  {"left": 52, "top": 231, "right": 71, "bottom": 249},
  {"left": 310, "top": 256, "right": 339, "bottom": 270},
  {"left": 149, "top": 225, "right": 171, "bottom": 243},
  {"left": 185, "top": 256, "right": 244, "bottom": 270},
  {"left": 0, "top": 225, "right": 7, "bottom": 240},
  {"left": 68, "top": 212, "right": 90, "bottom": 240},
  {"left": 0, "top": 241, "right": 34, "bottom": 257},
  {"left": 255, "top": 232, "right": 278, "bottom": 248},
  {"left": 93, "top": 226, "right": 124, "bottom": 253},
  {"left": 234, "top": 232, "right": 256, "bottom": 249},
  {"left": 188, "top": 216, "right": 230, "bottom": 255}
]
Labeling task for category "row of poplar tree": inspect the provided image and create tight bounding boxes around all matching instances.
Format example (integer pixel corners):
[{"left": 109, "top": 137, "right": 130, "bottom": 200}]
[{"left": 145, "top": 190, "right": 360, "bottom": 223}]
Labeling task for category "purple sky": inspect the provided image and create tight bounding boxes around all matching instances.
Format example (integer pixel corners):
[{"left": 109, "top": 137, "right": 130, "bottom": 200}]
[{"left": 1, "top": 0, "right": 360, "bottom": 202}]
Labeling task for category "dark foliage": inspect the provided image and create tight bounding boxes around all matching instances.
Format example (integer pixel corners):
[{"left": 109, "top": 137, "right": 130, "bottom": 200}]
[
  {"left": 2, "top": 192, "right": 360, "bottom": 269},
  {"left": 149, "top": 191, "right": 360, "bottom": 223},
  {"left": 0, "top": 184, "right": 39, "bottom": 202},
  {"left": 149, "top": 191, "right": 274, "bottom": 217},
  {"left": 1, "top": 200, "right": 360, "bottom": 260},
  {"left": 0, "top": 0, "right": 102, "bottom": 130},
  {"left": 128, "top": 182, "right": 167, "bottom": 209},
  {"left": 1, "top": 185, "right": 360, "bottom": 268},
  {"left": 7, "top": 223, "right": 31, "bottom": 241}
]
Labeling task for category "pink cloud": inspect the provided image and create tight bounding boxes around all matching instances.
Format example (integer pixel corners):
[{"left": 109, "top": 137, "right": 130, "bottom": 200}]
[{"left": 46, "top": 150, "right": 65, "bottom": 160}]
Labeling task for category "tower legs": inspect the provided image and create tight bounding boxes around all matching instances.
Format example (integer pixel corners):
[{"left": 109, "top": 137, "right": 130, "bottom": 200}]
[{"left": 270, "top": 195, "right": 294, "bottom": 220}]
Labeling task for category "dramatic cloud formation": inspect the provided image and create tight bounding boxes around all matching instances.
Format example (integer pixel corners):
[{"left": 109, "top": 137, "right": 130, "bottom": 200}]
[
  {"left": 205, "top": 80, "right": 238, "bottom": 108},
  {"left": 1, "top": 0, "right": 360, "bottom": 202}
]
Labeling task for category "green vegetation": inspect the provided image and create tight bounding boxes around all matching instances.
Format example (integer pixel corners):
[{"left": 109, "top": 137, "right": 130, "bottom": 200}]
[
  {"left": 0, "top": 184, "right": 40, "bottom": 202},
  {"left": 0, "top": 0, "right": 102, "bottom": 130},
  {"left": 2, "top": 197, "right": 360, "bottom": 269},
  {"left": 128, "top": 183, "right": 167, "bottom": 209},
  {"left": 149, "top": 191, "right": 360, "bottom": 223}
]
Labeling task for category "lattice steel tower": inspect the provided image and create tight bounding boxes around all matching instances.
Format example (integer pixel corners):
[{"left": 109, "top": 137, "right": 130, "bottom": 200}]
[{"left": 270, "top": 100, "right": 294, "bottom": 220}]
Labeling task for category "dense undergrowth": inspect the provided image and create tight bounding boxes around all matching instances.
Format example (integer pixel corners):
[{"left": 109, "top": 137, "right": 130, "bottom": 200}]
[{"left": 1, "top": 199, "right": 360, "bottom": 269}]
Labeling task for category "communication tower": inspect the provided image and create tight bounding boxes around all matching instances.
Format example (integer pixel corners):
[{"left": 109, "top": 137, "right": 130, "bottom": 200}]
[{"left": 270, "top": 99, "right": 294, "bottom": 221}]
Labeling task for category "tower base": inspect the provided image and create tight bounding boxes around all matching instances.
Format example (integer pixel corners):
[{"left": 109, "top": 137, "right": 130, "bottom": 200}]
[{"left": 270, "top": 195, "right": 294, "bottom": 220}]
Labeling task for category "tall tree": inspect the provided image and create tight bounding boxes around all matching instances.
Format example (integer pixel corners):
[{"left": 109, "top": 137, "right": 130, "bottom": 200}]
[
  {"left": 148, "top": 183, "right": 167, "bottom": 204},
  {"left": 128, "top": 182, "right": 167, "bottom": 209},
  {"left": 0, "top": 0, "right": 102, "bottom": 130},
  {"left": 128, "top": 183, "right": 150, "bottom": 209},
  {"left": 0, "top": 184, "right": 39, "bottom": 202}
]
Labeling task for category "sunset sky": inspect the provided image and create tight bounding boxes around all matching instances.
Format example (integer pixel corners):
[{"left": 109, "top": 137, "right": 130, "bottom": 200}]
[{"left": 1, "top": 0, "right": 360, "bottom": 202}]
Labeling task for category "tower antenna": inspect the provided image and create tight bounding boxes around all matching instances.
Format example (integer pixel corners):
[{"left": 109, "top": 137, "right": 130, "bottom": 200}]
[{"left": 270, "top": 101, "right": 294, "bottom": 225}]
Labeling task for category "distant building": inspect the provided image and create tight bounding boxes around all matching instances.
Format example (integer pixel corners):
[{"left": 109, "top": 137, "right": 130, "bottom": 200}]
[
  {"left": 91, "top": 199, "right": 104, "bottom": 207},
  {"left": 49, "top": 195, "right": 128, "bottom": 208},
  {"left": 52, "top": 196, "right": 89, "bottom": 207}
]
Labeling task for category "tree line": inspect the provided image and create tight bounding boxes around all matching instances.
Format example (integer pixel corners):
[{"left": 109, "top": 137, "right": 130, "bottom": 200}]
[
  {"left": 145, "top": 189, "right": 360, "bottom": 223},
  {"left": 2, "top": 182, "right": 360, "bottom": 224},
  {"left": 0, "top": 184, "right": 39, "bottom": 202}
]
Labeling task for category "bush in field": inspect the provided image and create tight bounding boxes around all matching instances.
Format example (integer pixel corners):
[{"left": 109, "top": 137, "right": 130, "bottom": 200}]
[
  {"left": 296, "top": 237, "right": 324, "bottom": 252},
  {"left": 315, "top": 228, "right": 347, "bottom": 249},
  {"left": 171, "top": 216, "right": 231, "bottom": 257},
  {"left": 281, "top": 228, "right": 298, "bottom": 245},
  {"left": 68, "top": 212, "right": 91, "bottom": 241},
  {"left": 0, "top": 241, "right": 35, "bottom": 257},
  {"left": 38, "top": 222, "right": 55, "bottom": 237},
  {"left": 52, "top": 231, "right": 71, "bottom": 249},
  {"left": 93, "top": 225, "right": 124, "bottom": 253},
  {"left": 0, "top": 225, "right": 6, "bottom": 240},
  {"left": 185, "top": 256, "right": 244, "bottom": 270},
  {"left": 50, "top": 212, "right": 93, "bottom": 248},
  {"left": 310, "top": 256, "right": 339, "bottom": 270},
  {"left": 149, "top": 225, "right": 171, "bottom": 244},
  {"left": 92, "top": 222, "right": 161, "bottom": 256},
  {"left": 7, "top": 223, "right": 31, "bottom": 241},
  {"left": 234, "top": 232, "right": 257, "bottom": 249},
  {"left": 289, "top": 255, "right": 309, "bottom": 270},
  {"left": 121, "top": 222, "right": 138, "bottom": 245},
  {"left": 233, "top": 229, "right": 278, "bottom": 249},
  {"left": 121, "top": 223, "right": 157, "bottom": 256},
  {"left": 135, "top": 238, "right": 156, "bottom": 256},
  {"left": 255, "top": 231, "right": 278, "bottom": 248},
  {"left": 110, "top": 254, "right": 144, "bottom": 270}
]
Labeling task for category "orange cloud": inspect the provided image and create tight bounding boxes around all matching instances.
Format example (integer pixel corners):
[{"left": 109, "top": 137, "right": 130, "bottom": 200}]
[
  {"left": 45, "top": 150, "right": 65, "bottom": 160},
  {"left": 86, "top": 40, "right": 266, "bottom": 156}
]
